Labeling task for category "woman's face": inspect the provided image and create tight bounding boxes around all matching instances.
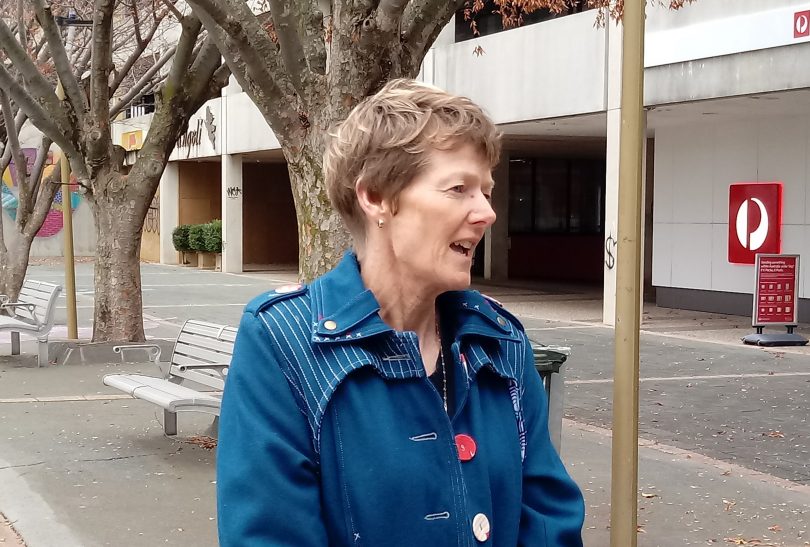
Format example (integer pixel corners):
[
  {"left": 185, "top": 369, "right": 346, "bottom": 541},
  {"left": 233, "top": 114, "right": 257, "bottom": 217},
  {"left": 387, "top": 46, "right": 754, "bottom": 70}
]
[{"left": 383, "top": 143, "right": 497, "bottom": 294}]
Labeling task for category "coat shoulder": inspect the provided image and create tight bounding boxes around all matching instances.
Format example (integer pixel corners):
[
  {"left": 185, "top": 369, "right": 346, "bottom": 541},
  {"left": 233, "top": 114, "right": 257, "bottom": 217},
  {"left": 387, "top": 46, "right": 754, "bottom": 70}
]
[
  {"left": 245, "top": 284, "right": 309, "bottom": 316},
  {"left": 480, "top": 292, "right": 527, "bottom": 334}
]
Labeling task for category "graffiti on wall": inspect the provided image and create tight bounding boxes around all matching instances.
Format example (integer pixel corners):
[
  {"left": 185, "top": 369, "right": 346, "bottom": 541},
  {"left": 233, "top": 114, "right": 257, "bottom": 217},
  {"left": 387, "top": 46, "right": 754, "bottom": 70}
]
[{"left": 1, "top": 148, "right": 82, "bottom": 238}]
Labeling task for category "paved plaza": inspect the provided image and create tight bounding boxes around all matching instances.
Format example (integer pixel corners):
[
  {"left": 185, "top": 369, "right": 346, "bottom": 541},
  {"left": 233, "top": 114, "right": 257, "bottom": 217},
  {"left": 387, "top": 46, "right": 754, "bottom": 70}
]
[{"left": 0, "top": 260, "right": 808, "bottom": 546}]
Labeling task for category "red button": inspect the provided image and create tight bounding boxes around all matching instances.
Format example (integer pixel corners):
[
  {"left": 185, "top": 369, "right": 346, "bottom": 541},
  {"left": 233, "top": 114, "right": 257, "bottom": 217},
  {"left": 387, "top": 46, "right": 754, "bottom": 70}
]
[{"left": 455, "top": 434, "right": 477, "bottom": 462}]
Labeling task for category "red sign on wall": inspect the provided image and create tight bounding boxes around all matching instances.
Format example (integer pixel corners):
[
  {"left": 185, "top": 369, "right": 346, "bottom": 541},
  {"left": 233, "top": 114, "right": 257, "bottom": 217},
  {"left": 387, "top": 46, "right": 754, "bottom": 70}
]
[
  {"left": 753, "top": 254, "right": 799, "bottom": 326},
  {"left": 795, "top": 10, "right": 810, "bottom": 38},
  {"left": 728, "top": 182, "right": 783, "bottom": 265}
]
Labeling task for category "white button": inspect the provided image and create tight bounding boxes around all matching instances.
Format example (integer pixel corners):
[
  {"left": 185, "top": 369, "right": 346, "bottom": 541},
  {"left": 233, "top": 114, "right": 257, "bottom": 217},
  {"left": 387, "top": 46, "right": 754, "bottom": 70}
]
[{"left": 472, "top": 513, "right": 490, "bottom": 542}]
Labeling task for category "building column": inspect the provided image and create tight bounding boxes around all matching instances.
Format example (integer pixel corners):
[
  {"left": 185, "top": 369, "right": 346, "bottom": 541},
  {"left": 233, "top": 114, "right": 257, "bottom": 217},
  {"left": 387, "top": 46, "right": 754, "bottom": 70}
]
[
  {"left": 222, "top": 154, "right": 243, "bottom": 273},
  {"left": 159, "top": 162, "right": 179, "bottom": 265},
  {"left": 485, "top": 153, "right": 510, "bottom": 281},
  {"left": 603, "top": 20, "right": 647, "bottom": 325}
]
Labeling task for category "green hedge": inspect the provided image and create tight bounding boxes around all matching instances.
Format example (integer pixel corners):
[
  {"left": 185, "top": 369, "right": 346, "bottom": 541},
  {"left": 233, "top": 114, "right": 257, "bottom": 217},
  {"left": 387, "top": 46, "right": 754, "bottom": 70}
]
[
  {"left": 181, "top": 220, "right": 223, "bottom": 253},
  {"left": 188, "top": 224, "right": 207, "bottom": 252},
  {"left": 203, "top": 219, "right": 222, "bottom": 253},
  {"left": 172, "top": 225, "right": 192, "bottom": 252}
]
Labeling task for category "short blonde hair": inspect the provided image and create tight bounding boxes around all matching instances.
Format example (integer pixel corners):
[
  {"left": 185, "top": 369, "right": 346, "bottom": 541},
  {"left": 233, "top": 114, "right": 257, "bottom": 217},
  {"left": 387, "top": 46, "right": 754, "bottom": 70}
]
[{"left": 324, "top": 79, "right": 501, "bottom": 241}]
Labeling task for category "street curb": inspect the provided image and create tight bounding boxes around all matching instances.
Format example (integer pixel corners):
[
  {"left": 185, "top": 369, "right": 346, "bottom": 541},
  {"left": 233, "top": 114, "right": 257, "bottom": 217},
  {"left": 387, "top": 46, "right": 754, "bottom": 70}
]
[{"left": 0, "top": 513, "right": 24, "bottom": 546}]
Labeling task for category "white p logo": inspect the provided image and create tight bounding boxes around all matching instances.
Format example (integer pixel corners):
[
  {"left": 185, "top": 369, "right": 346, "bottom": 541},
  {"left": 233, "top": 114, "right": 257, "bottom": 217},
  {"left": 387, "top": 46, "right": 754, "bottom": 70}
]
[
  {"left": 736, "top": 198, "right": 769, "bottom": 251},
  {"left": 797, "top": 14, "right": 809, "bottom": 35}
]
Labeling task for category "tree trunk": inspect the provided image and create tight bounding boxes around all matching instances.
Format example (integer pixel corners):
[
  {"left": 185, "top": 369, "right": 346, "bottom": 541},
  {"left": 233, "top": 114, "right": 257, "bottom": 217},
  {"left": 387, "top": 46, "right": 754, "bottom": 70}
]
[
  {"left": 285, "top": 132, "right": 351, "bottom": 282},
  {"left": 90, "top": 172, "right": 149, "bottom": 342},
  {"left": 0, "top": 235, "right": 34, "bottom": 302}
]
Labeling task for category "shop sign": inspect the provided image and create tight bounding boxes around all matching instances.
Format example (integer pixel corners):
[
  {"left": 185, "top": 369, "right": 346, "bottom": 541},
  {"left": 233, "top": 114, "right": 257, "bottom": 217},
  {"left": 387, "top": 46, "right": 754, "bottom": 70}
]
[
  {"left": 753, "top": 254, "right": 799, "bottom": 327},
  {"left": 728, "top": 182, "right": 782, "bottom": 265},
  {"left": 795, "top": 10, "right": 810, "bottom": 38},
  {"left": 121, "top": 130, "right": 143, "bottom": 151}
]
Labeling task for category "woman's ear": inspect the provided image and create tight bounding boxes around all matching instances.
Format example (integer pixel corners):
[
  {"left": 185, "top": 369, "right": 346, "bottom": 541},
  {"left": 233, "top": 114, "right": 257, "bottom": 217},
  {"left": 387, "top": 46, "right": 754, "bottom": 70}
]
[{"left": 355, "top": 179, "right": 389, "bottom": 224}]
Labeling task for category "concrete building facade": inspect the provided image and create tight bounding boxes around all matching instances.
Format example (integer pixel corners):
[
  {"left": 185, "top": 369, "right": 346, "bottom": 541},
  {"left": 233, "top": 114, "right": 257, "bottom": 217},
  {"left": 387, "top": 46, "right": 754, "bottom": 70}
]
[{"left": 115, "top": 0, "right": 810, "bottom": 323}]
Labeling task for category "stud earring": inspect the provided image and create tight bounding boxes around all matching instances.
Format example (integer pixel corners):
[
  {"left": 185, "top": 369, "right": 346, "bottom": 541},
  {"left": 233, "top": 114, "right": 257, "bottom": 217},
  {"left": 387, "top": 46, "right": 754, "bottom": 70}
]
[{"left": 378, "top": 218, "right": 385, "bottom": 228}]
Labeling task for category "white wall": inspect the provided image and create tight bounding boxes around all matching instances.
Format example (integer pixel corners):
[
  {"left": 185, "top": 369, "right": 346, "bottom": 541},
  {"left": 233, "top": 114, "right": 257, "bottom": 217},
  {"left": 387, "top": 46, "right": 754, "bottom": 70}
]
[
  {"left": 431, "top": 10, "right": 607, "bottom": 123},
  {"left": 652, "top": 115, "right": 810, "bottom": 299}
]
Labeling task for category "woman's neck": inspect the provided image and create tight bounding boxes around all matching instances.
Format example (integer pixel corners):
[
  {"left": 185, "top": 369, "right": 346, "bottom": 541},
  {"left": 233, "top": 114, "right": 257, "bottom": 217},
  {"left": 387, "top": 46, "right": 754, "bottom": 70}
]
[{"left": 358, "top": 247, "right": 442, "bottom": 373}]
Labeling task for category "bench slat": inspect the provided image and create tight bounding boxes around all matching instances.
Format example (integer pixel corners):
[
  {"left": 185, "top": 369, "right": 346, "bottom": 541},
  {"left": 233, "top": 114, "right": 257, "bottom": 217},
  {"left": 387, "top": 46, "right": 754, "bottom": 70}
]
[
  {"left": 181, "top": 320, "right": 238, "bottom": 342},
  {"left": 103, "top": 374, "right": 221, "bottom": 412},
  {"left": 175, "top": 333, "right": 236, "bottom": 355}
]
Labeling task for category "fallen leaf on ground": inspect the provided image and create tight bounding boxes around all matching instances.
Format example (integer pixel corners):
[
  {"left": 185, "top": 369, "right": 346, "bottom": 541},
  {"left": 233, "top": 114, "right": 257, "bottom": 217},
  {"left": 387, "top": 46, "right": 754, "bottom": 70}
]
[
  {"left": 184, "top": 435, "right": 217, "bottom": 450},
  {"left": 767, "top": 525, "right": 781, "bottom": 532},
  {"left": 636, "top": 524, "right": 645, "bottom": 533},
  {"left": 723, "top": 499, "right": 736, "bottom": 512},
  {"left": 763, "top": 431, "right": 785, "bottom": 438},
  {"left": 723, "top": 538, "right": 776, "bottom": 546},
  {"left": 641, "top": 492, "right": 658, "bottom": 499},
  {"left": 722, "top": 470, "right": 731, "bottom": 476}
]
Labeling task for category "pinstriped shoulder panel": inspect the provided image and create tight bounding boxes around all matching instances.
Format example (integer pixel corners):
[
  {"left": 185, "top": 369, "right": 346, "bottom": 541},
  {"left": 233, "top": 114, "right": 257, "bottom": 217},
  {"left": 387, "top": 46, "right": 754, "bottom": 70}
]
[{"left": 256, "top": 291, "right": 374, "bottom": 454}]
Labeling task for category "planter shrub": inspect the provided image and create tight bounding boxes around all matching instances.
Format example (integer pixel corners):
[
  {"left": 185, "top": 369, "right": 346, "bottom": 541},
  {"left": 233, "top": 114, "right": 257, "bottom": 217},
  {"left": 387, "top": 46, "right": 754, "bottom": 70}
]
[
  {"left": 172, "top": 225, "right": 192, "bottom": 252},
  {"left": 188, "top": 224, "right": 207, "bottom": 252},
  {"left": 204, "top": 219, "right": 223, "bottom": 254}
]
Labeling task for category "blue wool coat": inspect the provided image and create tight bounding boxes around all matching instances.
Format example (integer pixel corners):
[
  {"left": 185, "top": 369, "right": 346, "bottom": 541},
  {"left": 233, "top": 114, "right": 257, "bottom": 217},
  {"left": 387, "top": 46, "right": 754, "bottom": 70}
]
[{"left": 217, "top": 252, "right": 584, "bottom": 546}]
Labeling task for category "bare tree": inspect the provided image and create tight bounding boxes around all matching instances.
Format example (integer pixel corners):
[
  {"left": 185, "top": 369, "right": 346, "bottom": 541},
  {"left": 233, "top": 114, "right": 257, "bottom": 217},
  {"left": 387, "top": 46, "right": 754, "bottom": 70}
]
[
  {"left": 183, "top": 0, "right": 691, "bottom": 281},
  {"left": 0, "top": 0, "right": 230, "bottom": 341}
]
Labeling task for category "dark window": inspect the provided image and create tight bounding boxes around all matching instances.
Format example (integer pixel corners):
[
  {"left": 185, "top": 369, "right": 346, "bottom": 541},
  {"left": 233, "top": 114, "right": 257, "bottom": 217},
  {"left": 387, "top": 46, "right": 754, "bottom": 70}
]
[
  {"left": 455, "top": 0, "right": 590, "bottom": 42},
  {"left": 508, "top": 157, "right": 605, "bottom": 235}
]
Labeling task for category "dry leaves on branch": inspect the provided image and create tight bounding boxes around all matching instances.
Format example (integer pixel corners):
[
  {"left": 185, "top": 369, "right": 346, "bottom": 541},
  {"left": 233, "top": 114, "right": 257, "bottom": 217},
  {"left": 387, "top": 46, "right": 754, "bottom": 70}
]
[
  {"left": 763, "top": 431, "right": 785, "bottom": 438},
  {"left": 184, "top": 435, "right": 217, "bottom": 450}
]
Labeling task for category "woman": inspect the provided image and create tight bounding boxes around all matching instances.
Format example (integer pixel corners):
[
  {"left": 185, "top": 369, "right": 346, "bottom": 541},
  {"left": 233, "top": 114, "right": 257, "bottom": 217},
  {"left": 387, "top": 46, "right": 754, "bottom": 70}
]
[{"left": 217, "top": 79, "right": 584, "bottom": 546}]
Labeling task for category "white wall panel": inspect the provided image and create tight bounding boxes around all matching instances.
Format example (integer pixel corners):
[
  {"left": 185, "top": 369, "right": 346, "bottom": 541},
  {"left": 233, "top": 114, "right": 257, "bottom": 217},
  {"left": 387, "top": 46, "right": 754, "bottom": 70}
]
[
  {"left": 651, "top": 222, "right": 673, "bottom": 287},
  {"left": 670, "top": 224, "right": 713, "bottom": 289},
  {"left": 653, "top": 131, "right": 675, "bottom": 224},
  {"left": 655, "top": 114, "right": 810, "bottom": 295},
  {"left": 670, "top": 127, "right": 714, "bottom": 224},
  {"left": 711, "top": 224, "right": 752, "bottom": 294},
  {"left": 758, "top": 116, "right": 807, "bottom": 225},
  {"left": 711, "top": 121, "right": 758, "bottom": 224}
]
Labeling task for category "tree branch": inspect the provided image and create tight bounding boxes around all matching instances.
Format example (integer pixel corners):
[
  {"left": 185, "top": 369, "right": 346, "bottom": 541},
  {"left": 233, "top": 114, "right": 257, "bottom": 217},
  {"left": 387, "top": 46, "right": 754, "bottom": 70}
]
[
  {"left": 23, "top": 167, "right": 59, "bottom": 240},
  {"left": 401, "top": 0, "right": 465, "bottom": 72},
  {"left": 0, "top": 90, "right": 28, "bottom": 192},
  {"left": 109, "top": 11, "right": 169, "bottom": 96},
  {"left": 186, "top": 0, "right": 298, "bottom": 103},
  {"left": 28, "top": 135, "right": 53, "bottom": 200},
  {"left": 86, "top": 0, "right": 116, "bottom": 171},
  {"left": 0, "top": 18, "right": 67, "bottom": 118},
  {"left": 268, "top": 0, "right": 309, "bottom": 89},
  {"left": 32, "top": 0, "right": 88, "bottom": 124},
  {"left": 377, "top": 0, "right": 410, "bottom": 31},
  {"left": 0, "top": 63, "right": 75, "bottom": 156},
  {"left": 109, "top": 45, "right": 176, "bottom": 118}
]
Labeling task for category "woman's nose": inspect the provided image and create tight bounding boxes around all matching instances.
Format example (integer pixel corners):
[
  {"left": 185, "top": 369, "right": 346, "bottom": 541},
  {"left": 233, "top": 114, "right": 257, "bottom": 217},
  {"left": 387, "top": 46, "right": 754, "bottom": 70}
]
[{"left": 470, "top": 192, "right": 497, "bottom": 226}]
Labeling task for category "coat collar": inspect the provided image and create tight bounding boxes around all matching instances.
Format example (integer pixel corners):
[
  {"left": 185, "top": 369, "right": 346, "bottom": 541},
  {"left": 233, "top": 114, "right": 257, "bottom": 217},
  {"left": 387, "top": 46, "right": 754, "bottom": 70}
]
[{"left": 308, "top": 252, "right": 522, "bottom": 350}]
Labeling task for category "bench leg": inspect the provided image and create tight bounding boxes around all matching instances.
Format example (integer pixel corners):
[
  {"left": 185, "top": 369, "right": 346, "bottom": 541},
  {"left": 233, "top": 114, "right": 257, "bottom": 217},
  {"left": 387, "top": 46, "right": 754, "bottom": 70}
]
[
  {"left": 37, "top": 338, "right": 48, "bottom": 367},
  {"left": 10, "top": 332, "right": 20, "bottom": 355},
  {"left": 164, "top": 409, "right": 178, "bottom": 436}
]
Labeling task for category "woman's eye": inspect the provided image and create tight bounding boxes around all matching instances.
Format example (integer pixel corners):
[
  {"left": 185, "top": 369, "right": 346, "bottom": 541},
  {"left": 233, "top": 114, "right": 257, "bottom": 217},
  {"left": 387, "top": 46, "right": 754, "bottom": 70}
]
[{"left": 451, "top": 185, "right": 465, "bottom": 193}]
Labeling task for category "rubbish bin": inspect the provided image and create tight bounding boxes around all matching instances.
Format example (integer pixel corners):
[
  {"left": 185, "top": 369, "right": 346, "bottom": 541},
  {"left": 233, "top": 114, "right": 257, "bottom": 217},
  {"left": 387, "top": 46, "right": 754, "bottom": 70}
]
[{"left": 530, "top": 341, "right": 570, "bottom": 453}]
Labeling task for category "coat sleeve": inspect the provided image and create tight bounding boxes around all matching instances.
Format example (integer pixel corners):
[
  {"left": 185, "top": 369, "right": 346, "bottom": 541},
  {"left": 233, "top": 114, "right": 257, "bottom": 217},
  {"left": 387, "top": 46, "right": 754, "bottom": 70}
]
[
  {"left": 518, "top": 336, "right": 585, "bottom": 547},
  {"left": 217, "top": 311, "right": 328, "bottom": 546}
]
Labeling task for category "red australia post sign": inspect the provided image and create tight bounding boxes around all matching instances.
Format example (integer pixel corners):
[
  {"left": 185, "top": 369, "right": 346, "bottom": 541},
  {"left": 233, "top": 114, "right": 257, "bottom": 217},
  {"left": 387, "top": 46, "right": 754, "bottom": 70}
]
[
  {"left": 753, "top": 254, "right": 799, "bottom": 327},
  {"left": 728, "top": 182, "right": 783, "bottom": 265}
]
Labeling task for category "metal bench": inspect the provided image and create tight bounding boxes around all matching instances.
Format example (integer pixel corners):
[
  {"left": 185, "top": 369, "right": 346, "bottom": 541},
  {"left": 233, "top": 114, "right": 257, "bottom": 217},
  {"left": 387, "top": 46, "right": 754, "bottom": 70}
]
[
  {"left": 0, "top": 280, "right": 62, "bottom": 366},
  {"left": 103, "top": 319, "right": 237, "bottom": 435}
]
